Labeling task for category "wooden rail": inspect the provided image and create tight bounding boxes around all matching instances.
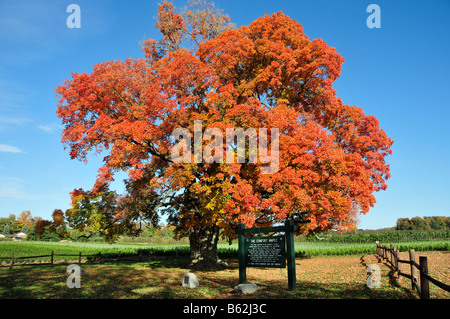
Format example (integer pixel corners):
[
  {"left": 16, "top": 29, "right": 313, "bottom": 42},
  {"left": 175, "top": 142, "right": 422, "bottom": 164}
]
[
  {"left": 0, "top": 250, "right": 152, "bottom": 269},
  {"left": 375, "top": 241, "right": 450, "bottom": 299}
]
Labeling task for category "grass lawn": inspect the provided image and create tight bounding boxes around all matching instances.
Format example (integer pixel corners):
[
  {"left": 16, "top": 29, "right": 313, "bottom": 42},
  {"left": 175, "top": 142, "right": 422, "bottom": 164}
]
[{"left": 1, "top": 252, "right": 448, "bottom": 299}]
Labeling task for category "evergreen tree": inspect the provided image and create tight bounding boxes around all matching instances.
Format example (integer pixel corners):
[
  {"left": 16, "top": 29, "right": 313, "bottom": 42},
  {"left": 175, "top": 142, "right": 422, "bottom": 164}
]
[{"left": 3, "top": 225, "right": 11, "bottom": 235}]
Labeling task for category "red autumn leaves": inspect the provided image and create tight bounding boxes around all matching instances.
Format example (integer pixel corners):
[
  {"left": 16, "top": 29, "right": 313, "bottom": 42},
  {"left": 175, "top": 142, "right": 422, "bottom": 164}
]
[{"left": 56, "top": 3, "right": 393, "bottom": 240}]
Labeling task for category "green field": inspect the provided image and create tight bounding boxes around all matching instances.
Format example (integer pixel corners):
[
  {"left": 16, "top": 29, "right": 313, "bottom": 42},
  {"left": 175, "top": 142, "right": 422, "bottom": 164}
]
[
  {"left": 1, "top": 239, "right": 448, "bottom": 264},
  {"left": 0, "top": 241, "right": 190, "bottom": 264}
]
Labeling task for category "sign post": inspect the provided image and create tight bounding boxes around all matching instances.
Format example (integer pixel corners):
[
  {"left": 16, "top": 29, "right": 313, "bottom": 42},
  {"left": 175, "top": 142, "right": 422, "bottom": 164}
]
[
  {"left": 237, "top": 223, "right": 247, "bottom": 284},
  {"left": 236, "top": 219, "right": 298, "bottom": 290}
]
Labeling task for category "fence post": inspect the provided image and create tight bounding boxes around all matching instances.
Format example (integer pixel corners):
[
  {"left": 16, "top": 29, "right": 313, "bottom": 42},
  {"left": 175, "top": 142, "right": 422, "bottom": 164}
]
[
  {"left": 419, "top": 256, "right": 430, "bottom": 299},
  {"left": 98, "top": 252, "right": 101, "bottom": 264},
  {"left": 390, "top": 244, "right": 394, "bottom": 266},
  {"left": 393, "top": 245, "right": 398, "bottom": 271},
  {"left": 375, "top": 241, "right": 379, "bottom": 256},
  {"left": 392, "top": 245, "right": 396, "bottom": 270},
  {"left": 51, "top": 251, "right": 54, "bottom": 266},
  {"left": 9, "top": 253, "right": 14, "bottom": 270},
  {"left": 78, "top": 252, "right": 82, "bottom": 265},
  {"left": 409, "top": 249, "right": 417, "bottom": 290}
]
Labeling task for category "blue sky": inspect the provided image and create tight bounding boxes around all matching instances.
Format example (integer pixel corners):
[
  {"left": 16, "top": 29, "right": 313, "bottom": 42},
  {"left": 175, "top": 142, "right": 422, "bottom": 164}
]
[{"left": 0, "top": 0, "right": 449, "bottom": 230}]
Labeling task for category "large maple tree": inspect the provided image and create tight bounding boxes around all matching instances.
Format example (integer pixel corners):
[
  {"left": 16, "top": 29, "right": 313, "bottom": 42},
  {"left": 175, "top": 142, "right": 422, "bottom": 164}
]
[{"left": 56, "top": 1, "right": 393, "bottom": 269}]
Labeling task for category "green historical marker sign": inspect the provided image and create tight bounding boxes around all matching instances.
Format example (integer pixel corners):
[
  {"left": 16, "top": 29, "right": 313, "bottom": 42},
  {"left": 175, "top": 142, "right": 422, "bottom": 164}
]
[
  {"left": 244, "top": 236, "right": 286, "bottom": 268},
  {"left": 236, "top": 219, "right": 298, "bottom": 290}
]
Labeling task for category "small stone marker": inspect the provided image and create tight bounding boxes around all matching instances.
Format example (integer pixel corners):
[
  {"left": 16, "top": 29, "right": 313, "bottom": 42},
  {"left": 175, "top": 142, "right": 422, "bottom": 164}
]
[
  {"left": 182, "top": 273, "right": 199, "bottom": 289},
  {"left": 234, "top": 283, "right": 258, "bottom": 294}
]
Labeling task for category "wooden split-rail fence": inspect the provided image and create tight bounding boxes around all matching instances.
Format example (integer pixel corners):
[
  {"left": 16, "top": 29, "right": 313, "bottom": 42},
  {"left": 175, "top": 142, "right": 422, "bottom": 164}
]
[
  {"left": 0, "top": 250, "right": 169, "bottom": 270},
  {"left": 375, "top": 241, "right": 450, "bottom": 299}
]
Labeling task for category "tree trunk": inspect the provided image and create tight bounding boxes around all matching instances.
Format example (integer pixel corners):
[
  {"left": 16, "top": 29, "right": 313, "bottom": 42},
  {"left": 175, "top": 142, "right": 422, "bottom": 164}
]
[{"left": 188, "top": 224, "right": 227, "bottom": 270}]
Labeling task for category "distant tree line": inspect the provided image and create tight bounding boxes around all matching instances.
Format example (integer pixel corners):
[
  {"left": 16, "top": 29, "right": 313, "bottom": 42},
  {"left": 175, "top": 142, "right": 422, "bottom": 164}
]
[
  {"left": 396, "top": 216, "right": 450, "bottom": 231},
  {"left": 2, "top": 211, "right": 449, "bottom": 244},
  {"left": 0, "top": 210, "right": 174, "bottom": 243},
  {"left": 0, "top": 211, "right": 59, "bottom": 241},
  {"left": 1, "top": 212, "right": 35, "bottom": 237}
]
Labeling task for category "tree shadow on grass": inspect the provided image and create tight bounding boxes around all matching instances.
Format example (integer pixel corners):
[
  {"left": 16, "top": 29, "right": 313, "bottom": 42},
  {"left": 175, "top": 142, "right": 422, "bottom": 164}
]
[
  {"left": 0, "top": 268, "right": 37, "bottom": 298},
  {"left": 359, "top": 254, "right": 417, "bottom": 299},
  {"left": 0, "top": 255, "right": 419, "bottom": 300},
  {"left": 0, "top": 264, "right": 176, "bottom": 299},
  {"left": 0, "top": 257, "right": 237, "bottom": 299}
]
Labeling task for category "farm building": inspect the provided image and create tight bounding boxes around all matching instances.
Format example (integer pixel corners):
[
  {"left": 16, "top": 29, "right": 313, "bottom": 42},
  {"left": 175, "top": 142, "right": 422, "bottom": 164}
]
[{"left": 0, "top": 233, "right": 26, "bottom": 240}]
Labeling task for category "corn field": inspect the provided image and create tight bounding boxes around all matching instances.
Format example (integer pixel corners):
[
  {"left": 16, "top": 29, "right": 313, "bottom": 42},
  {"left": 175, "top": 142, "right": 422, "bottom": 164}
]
[{"left": 1, "top": 240, "right": 448, "bottom": 264}]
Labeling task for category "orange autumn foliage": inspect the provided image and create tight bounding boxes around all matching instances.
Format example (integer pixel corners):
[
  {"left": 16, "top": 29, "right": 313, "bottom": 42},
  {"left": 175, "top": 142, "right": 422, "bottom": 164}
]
[{"left": 56, "top": 2, "right": 393, "bottom": 241}]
